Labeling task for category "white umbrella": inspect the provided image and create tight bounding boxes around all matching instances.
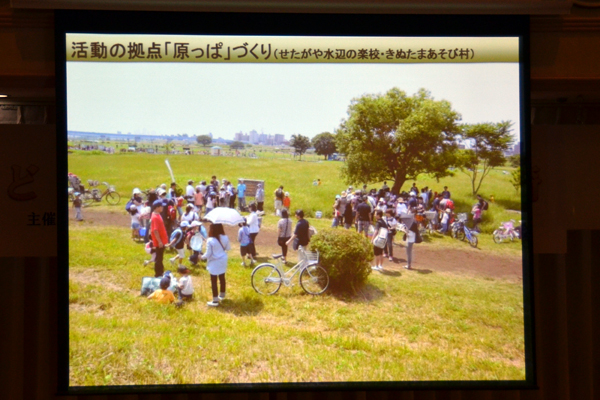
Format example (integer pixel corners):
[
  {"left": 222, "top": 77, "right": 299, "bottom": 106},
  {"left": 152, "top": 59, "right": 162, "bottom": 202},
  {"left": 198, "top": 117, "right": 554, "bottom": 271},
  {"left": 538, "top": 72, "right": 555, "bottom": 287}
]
[{"left": 204, "top": 207, "right": 245, "bottom": 226}]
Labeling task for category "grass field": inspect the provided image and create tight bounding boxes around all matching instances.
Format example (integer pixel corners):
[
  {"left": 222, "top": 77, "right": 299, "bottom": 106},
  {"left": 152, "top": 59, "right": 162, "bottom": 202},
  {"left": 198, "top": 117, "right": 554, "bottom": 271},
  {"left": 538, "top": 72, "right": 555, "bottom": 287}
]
[
  {"left": 69, "top": 222, "right": 524, "bottom": 385},
  {"left": 68, "top": 151, "right": 525, "bottom": 386}
]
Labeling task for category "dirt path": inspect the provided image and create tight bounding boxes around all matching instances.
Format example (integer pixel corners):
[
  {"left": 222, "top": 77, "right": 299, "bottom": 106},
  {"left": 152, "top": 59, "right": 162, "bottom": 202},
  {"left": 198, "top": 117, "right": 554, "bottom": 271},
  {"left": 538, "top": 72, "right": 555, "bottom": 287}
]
[{"left": 70, "top": 208, "right": 523, "bottom": 281}]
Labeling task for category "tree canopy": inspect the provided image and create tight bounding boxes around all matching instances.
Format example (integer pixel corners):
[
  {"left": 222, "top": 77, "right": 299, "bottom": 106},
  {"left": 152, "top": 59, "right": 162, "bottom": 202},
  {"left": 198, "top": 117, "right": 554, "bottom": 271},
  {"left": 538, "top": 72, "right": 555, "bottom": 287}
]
[
  {"left": 289, "top": 134, "right": 311, "bottom": 160},
  {"left": 335, "top": 88, "right": 462, "bottom": 193},
  {"left": 312, "top": 132, "right": 337, "bottom": 160},
  {"left": 196, "top": 135, "right": 212, "bottom": 147},
  {"left": 229, "top": 141, "right": 245, "bottom": 150},
  {"left": 459, "top": 121, "right": 514, "bottom": 195}
]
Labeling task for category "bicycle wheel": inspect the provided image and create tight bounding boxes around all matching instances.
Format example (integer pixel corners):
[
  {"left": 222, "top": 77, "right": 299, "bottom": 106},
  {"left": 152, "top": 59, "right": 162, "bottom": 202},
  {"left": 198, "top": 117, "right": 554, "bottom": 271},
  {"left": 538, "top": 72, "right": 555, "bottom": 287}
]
[
  {"left": 82, "top": 191, "right": 94, "bottom": 206},
  {"left": 456, "top": 229, "right": 466, "bottom": 241},
  {"left": 251, "top": 264, "right": 282, "bottom": 295},
  {"left": 105, "top": 191, "right": 121, "bottom": 205},
  {"left": 469, "top": 235, "right": 478, "bottom": 248},
  {"left": 492, "top": 230, "right": 503, "bottom": 244},
  {"left": 300, "top": 264, "right": 329, "bottom": 295}
]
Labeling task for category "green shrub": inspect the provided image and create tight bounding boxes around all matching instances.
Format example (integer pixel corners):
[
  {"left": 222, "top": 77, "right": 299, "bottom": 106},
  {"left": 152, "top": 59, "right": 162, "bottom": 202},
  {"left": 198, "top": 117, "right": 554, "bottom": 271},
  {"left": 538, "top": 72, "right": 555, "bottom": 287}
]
[{"left": 310, "top": 228, "right": 373, "bottom": 295}]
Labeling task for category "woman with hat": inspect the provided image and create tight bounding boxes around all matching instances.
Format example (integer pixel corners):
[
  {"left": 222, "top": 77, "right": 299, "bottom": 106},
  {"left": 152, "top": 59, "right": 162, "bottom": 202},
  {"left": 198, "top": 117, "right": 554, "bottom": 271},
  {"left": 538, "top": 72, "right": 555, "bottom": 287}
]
[{"left": 131, "top": 187, "right": 144, "bottom": 207}]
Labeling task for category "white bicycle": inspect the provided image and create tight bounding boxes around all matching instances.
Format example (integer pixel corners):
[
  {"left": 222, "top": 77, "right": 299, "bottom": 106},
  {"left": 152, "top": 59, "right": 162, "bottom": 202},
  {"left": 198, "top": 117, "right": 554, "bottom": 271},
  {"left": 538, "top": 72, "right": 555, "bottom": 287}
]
[{"left": 251, "top": 246, "right": 329, "bottom": 295}]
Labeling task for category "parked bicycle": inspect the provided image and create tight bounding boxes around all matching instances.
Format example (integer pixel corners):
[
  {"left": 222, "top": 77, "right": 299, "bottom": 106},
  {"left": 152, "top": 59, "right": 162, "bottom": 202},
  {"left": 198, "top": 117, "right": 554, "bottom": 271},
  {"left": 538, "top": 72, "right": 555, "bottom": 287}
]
[
  {"left": 451, "top": 213, "right": 479, "bottom": 248},
  {"left": 251, "top": 246, "right": 329, "bottom": 295},
  {"left": 493, "top": 220, "right": 521, "bottom": 243},
  {"left": 82, "top": 180, "right": 121, "bottom": 206}
]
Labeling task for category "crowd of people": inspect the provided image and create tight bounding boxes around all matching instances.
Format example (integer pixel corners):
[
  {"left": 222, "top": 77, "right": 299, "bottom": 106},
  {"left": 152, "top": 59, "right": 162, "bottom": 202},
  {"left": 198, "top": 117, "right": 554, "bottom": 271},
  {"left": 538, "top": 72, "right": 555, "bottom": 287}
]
[
  {"left": 72, "top": 171, "right": 490, "bottom": 306},
  {"left": 328, "top": 182, "right": 489, "bottom": 270},
  {"left": 115, "top": 175, "right": 313, "bottom": 308}
]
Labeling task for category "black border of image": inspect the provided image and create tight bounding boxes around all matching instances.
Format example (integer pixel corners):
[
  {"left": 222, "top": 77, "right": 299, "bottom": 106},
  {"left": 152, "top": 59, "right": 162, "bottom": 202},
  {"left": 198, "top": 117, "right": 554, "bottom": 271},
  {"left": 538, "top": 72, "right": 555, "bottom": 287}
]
[{"left": 55, "top": 10, "right": 535, "bottom": 395}]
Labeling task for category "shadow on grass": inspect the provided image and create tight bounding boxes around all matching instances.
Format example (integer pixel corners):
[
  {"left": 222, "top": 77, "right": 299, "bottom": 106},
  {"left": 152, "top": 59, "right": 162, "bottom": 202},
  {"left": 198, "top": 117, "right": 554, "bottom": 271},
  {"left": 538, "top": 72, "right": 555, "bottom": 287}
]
[
  {"left": 379, "top": 269, "right": 401, "bottom": 277},
  {"left": 493, "top": 198, "right": 522, "bottom": 212},
  {"left": 215, "top": 295, "right": 264, "bottom": 316},
  {"left": 411, "top": 268, "right": 433, "bottom": 274},
  {"left": 332, "top": 283, "right": 386, "bottom": 303}
]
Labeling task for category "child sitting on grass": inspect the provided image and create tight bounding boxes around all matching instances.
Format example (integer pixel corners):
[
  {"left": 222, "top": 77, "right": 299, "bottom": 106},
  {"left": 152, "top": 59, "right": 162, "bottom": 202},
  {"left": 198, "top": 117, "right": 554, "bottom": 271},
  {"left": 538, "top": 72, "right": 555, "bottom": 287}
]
[
  {"left": 176, "top": 265, "right": 194, "bottom": 301},
  {"left": 147, "top": 277, "right": 175, "bottom": 304}
]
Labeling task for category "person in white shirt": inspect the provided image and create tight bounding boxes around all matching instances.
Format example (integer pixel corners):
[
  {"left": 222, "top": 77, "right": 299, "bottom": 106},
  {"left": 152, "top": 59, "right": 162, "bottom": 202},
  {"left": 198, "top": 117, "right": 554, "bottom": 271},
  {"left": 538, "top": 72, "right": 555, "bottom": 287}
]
[
  {"left": 396, "top": 198, "right": 408, "bottom": 216},
  {"left": 197, "top": 181, "right": 207, "bottom": 196},
  {"left": 202, "top": 223, "right": 230, "bottom": 306},
  {"left": 383, "top": 209, "right": 398, "bottom": 261},
  {"left": 176, "top": 265, "right": 194, "bottom": 301},
  {"left": 246, "top": 203, "right": 260, "bottom": 258},
  {"left": 439, "top": 208, "right": 451, "bottom": 234},
  {"left": 185, "top": 180, "right": 195, "bottom": 203},
  {"left": 205, "top": 192, "right": 215, "bottom": 215},
  {"left": 181, "top": 204, "right": 199, "bottom": 224}
]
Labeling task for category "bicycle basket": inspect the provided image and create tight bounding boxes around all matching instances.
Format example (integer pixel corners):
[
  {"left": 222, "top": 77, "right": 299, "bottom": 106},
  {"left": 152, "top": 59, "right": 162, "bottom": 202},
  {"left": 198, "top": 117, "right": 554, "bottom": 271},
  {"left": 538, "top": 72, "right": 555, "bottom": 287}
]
[
  {"left": 88, "top": 179, "right": 99, "bottom": 187},
  {"left": 109, "top": 185, "right": 116, "bottom": 192},
  {"left": 457, "top": 213, "right": 468, "bottom": 222},
  {"left": 301, "top": 249, "right": 319, "bottom": 264}
]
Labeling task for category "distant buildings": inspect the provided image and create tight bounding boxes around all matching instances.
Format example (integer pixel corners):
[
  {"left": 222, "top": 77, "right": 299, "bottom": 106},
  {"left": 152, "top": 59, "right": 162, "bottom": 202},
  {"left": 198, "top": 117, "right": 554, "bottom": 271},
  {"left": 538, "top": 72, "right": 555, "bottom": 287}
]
[
  {"left": 234, "top": 129, "right": 286, "bottom": 146},
  {"left": 234, "top": 131, "right": 250, "bottom": 142},
  {"left": 512, "top": 142, "right": 520, "bottom": 155},
  {"left": 274, "top": 134, "right": 285, "bottom": 145}
]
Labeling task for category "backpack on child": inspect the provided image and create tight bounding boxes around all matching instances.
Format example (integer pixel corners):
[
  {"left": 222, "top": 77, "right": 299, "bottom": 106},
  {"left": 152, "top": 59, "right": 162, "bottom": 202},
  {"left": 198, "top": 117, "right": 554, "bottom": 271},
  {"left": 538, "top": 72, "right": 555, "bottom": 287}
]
[
  {"left": 167, "top": 205, "right": 177, "bottom": 221},
  {"left": 170, "top": 228, "right": 184, "bottom": 247}
]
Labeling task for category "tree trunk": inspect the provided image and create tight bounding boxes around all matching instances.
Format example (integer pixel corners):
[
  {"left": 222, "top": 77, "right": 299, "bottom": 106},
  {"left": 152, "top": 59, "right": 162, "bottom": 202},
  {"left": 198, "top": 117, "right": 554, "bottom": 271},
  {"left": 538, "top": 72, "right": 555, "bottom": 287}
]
[{"left": 391, "top": 172, "right": 406, "bottom": 195}]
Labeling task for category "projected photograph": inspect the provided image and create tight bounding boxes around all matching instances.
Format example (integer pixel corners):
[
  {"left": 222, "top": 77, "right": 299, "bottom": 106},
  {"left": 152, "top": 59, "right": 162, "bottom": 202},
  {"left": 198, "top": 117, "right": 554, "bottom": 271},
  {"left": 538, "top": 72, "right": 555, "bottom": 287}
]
[{"left": 66, "top": 33, "right": 525, "bottom": 386}]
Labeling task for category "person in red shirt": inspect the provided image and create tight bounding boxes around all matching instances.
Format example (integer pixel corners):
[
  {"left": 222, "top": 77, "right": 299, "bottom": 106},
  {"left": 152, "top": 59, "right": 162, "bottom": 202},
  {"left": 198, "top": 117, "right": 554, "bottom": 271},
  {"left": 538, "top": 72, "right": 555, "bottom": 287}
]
[{"left": 151, "top": 200, "right": 169, "bottom": 277}]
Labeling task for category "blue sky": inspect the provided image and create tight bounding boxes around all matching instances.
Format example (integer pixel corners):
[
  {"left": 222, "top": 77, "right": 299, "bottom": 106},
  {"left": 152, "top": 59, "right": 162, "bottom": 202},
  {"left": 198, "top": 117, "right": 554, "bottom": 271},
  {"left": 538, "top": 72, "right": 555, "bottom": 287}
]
[{"left": 67, "top": 61, "right": 521, "bottom": 142}]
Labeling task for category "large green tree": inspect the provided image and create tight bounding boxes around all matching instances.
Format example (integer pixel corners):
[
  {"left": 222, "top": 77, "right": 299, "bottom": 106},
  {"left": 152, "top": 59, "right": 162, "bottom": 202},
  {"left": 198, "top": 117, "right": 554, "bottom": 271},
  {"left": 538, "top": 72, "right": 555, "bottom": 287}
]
[
  {"left": 459, "top": 121, "right": 514, "bottom": 195},
  {"left": 335, "top": 88, "right": 462, "bottom": 193},
  {"left": 312, "top": 132, "right": 337, "bottom": 160},
  {"left": 196, "top": 135, "right": 212, "bottom": 147},
  {"left": 289, "top": 134, "right": 311, "bottom": 160}
]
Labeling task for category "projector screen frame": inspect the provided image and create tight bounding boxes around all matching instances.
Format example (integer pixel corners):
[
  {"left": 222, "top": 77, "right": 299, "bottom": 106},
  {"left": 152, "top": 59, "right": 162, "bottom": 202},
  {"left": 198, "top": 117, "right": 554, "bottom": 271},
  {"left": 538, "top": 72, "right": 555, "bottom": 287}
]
[{"left": 55, "top": 9, "right": 535, "bottom": 394}]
